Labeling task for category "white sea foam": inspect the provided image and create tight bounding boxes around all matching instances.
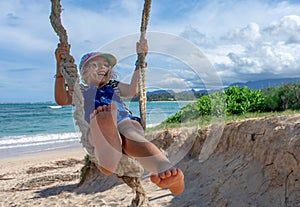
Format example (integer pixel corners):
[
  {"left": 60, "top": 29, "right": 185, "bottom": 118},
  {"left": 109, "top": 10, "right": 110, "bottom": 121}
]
[
  {"left": 48, "top": 105, "right": 62, "bottom": 109},
  {"left": 0, "top": 132, "right": 81, "bottom": 149},
  {"left": 0, "top": 124, "right": 162, "bottom": 151}
]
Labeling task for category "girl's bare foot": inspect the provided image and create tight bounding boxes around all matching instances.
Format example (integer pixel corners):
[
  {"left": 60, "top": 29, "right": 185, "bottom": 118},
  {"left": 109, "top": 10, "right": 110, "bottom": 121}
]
[
  {"left": 150, "top": 168, "right": 185, "bottom": 194},
  {"left": 89, "top": 103, "right": 122, "bottom": 175}
]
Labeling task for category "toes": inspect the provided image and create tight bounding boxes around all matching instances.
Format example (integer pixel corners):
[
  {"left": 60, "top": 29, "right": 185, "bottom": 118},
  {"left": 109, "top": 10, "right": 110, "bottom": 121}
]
[
  {"left": 164, "top": 170, "right": 172, "bottom": 178},
  {"left": 95, "top": 104, "right": 115, "bottom": 112},
  {"left": 97, "top": 106, "right": 104, "bottom": 112},
  {"left": 151, "top": 168, "right": 185, "bottom": 195},
  {"left": 159, "top": 172, "right": 166, "bottom": 179},
  {"left": 150, "top": 174, "right": 161, "bottom": 185},
  {"left": 159, "top": 168, "right": 175, "bottom": 179},
  {"left": 171, "top": 168, "right": 178, "bottom": 176},
  {"left": 90, "top": 109, "right": 99, "bottom": 119},
  {"left": 102, "top": 105, "right": 108, "bottom": 111}
]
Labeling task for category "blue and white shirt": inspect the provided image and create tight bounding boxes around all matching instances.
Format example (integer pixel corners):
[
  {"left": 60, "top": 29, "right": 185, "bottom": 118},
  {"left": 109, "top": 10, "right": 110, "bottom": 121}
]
[{"left": 82, "top": 80, "right": 140, "bottom": 124}]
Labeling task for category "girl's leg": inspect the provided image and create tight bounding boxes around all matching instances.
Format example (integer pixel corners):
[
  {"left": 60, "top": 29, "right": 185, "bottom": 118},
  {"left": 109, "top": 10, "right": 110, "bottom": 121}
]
[
  {"left": 118, "top": 120, "right": 185, "bottom": 194},
  {"left": 89, "top": 103, "right": 122, "bottom": 175}
]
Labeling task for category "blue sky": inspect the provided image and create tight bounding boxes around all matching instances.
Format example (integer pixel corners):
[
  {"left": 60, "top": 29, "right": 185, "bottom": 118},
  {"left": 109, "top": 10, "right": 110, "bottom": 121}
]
[{"left": 0, "top": 0, "right": 300, "bottom": 103}]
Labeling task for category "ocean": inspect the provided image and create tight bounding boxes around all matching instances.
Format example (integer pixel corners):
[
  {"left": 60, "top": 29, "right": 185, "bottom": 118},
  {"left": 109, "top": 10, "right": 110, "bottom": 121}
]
[{"left": 0, "top": 101, "right": 192, "bottom": 158}]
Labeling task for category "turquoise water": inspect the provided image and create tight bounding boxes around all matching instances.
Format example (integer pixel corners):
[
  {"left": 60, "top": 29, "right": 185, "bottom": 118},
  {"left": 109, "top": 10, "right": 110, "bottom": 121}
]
[
  {"left": 0, "top": 101, "right": 192, "bottom": 158},
  {"left": 0, "top": 103, "right": 75, "bottom": 137}
]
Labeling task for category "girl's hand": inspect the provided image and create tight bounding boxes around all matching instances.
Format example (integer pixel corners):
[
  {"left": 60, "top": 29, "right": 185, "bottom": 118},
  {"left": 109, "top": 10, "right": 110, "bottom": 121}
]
[
  {"left": 55, "top": 43, "right": 70, "bottom": 75},
  {"left": 136, "top": 38, "right": 148, "bottom": 57},
  {"left": 55, "top": 43, "right": 70, "bottom": 62}
]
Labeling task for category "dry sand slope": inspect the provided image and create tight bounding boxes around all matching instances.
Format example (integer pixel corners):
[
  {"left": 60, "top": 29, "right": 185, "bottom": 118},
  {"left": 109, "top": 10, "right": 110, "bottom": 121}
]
[{"left": 0, "top": 114, "right": 299, "bottom": 207}]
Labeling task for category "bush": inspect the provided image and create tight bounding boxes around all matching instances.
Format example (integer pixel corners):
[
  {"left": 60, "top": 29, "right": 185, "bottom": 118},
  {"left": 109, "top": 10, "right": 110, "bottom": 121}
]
[
  {"left": 263, "top": 83, "right": 300, "bottom": 111},
  {"left": 165, "top": 91, "right": 225, "bottom": 124},
  {"left": 165, "top": 82, "right": 300, "bottom": 124},
  {"left": 225, "top": 86, "right": 265, "bottom": 115}
]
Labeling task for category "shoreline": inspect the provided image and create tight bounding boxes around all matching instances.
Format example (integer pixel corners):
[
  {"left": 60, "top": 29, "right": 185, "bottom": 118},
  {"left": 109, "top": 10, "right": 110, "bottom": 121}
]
[
  {"left": 0, "top": 142, "right": 83, "bottom": 160},
  {"left": 0, "top": 148, "right": 86, "bottom": 169}
]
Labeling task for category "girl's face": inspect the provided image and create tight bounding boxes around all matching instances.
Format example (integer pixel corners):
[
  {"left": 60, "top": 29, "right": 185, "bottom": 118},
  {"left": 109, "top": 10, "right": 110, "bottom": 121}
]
[{"left": 82, "top": 56, "right": 111, "bottom": 87}]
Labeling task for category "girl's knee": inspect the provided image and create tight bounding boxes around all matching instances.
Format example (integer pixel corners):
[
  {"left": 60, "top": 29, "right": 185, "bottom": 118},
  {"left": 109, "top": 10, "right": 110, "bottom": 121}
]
[{"left": 118, "top": 120, "right": 144, "bottom": 136}]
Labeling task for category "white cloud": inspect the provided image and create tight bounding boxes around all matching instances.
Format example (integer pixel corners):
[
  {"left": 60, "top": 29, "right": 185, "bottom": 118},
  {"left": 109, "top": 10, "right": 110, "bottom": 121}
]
[
  {"left": 225, "top": 23, "right": 262, "bottom": 45},
  {"left": 266, "top": 15, "right": 300, "bottom": 32},
  {"left": 181, "top": 13, "right": 300, "bottom": 84},
  {"left": 264, "top": 15, "right": 300, "bottom": 44},
  {"left": 1, "top": 0, "right": 300, "bottom": 102}
]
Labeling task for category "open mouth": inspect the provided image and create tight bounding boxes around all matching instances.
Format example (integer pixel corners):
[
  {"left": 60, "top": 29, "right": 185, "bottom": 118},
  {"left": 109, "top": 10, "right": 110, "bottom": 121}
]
[{"left": 97, "top": 71, "right": 107, "bottom": 76}]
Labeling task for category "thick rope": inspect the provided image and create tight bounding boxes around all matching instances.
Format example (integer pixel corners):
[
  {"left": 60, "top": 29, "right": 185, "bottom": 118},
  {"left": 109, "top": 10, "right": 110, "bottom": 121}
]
[
  {"left": 138, "top": 0, "right": 152, "bottom": 130},
  {"left": 50, "top": 0, "right": 92, "bottom": 156},
  {"left": 50, "top": 0, "right": 148, "bottom": 206}
]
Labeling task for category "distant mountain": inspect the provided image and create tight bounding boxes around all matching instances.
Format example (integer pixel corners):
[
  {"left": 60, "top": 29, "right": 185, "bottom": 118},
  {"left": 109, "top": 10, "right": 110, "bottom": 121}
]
[
  {"left": 126, "top": 89, "right": 203, "bottom": 102},
  {"left": 126, "top": 77, "right": 300, "bottom": 102},
  {"left": 229, "top": 77, "right": 300, "bottom": 90},
  {"left": 146, "top": 89, "right": 174, "bottom": 95}
]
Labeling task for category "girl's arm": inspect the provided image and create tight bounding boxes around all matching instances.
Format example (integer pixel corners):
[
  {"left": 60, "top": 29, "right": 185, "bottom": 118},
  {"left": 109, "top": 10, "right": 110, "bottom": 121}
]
[
  {"left": 54, "top": 43, "right": 73, "bottom": 105},
  {"left": 118, "top": 67, "right": 140, "bottom": 97},
  {"left": 118, "top": 39, "right": 148, "bottom": 98}
]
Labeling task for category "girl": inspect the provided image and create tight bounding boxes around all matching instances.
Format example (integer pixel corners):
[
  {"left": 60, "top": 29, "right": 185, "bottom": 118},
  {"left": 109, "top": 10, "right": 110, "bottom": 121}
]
[{"left": 54, "top": 40, "right": 184, "bottom": 194}]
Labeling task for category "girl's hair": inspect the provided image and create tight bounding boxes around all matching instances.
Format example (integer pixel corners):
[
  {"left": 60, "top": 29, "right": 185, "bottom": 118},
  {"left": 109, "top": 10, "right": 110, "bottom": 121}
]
[{"left": 110, "top": 69, "right": 118, "bottom": 79}]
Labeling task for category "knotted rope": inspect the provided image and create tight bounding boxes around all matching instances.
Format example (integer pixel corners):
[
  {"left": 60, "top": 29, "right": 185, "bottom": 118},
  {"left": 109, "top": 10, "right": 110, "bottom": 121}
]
[
  {"left": 138, "top": 0, "right": 152, "bottom": 130},
  {"left": 50, "top": 0, "right": 92, "bottom": 160}
]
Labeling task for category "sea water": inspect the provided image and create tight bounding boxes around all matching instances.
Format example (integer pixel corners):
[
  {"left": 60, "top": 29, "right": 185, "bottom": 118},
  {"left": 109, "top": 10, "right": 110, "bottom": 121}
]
[{"left": 0, "top": 101, "right": 192, "bottom": 158}]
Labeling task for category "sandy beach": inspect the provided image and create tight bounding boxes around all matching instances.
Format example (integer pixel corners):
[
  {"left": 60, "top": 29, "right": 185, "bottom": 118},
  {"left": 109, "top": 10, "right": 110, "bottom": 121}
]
[
  {"left": 0, "top": 114, "right": 299, "bottom": 207},
  {"left": 0, "top": 148, "right": 178, "bottom": 207},
  {"left": 0, "top": 149, "right": 85, "bottom": 206}
]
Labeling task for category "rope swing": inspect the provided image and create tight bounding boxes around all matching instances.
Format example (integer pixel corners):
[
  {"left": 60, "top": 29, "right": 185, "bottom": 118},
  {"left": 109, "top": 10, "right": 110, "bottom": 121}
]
[
  {"left": 138, "top": 0, "right": 152, "bottom": 130},
  {"left": 50, "top": 0, "right": 152, "bottom": 206}
]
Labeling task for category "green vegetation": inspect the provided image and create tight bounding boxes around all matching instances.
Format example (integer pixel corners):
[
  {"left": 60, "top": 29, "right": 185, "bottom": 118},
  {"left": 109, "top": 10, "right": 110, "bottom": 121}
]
[
  {"left": 263, "top": 82, "right": 300, "bottom": 111},
  {"left": 126, "top": 90, "right": 205, "bottom": 102},
  {"left": 157, "top": 82, "right": 300, "bottom": 129}
]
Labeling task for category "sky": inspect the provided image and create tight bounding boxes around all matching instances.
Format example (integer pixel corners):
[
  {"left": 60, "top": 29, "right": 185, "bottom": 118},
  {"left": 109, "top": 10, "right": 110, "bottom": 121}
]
[{"left": 0, "top": 0, "right": 300, "bottom": 103}]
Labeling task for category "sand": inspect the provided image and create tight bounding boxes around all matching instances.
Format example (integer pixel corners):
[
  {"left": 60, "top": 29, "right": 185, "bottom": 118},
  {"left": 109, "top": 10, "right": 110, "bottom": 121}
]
[
  {"left": 0, "top": 114, "right": 299, "bottom": 207},
  {"left": 0, "top": 149, "right": 177, "bottom": 207}
]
